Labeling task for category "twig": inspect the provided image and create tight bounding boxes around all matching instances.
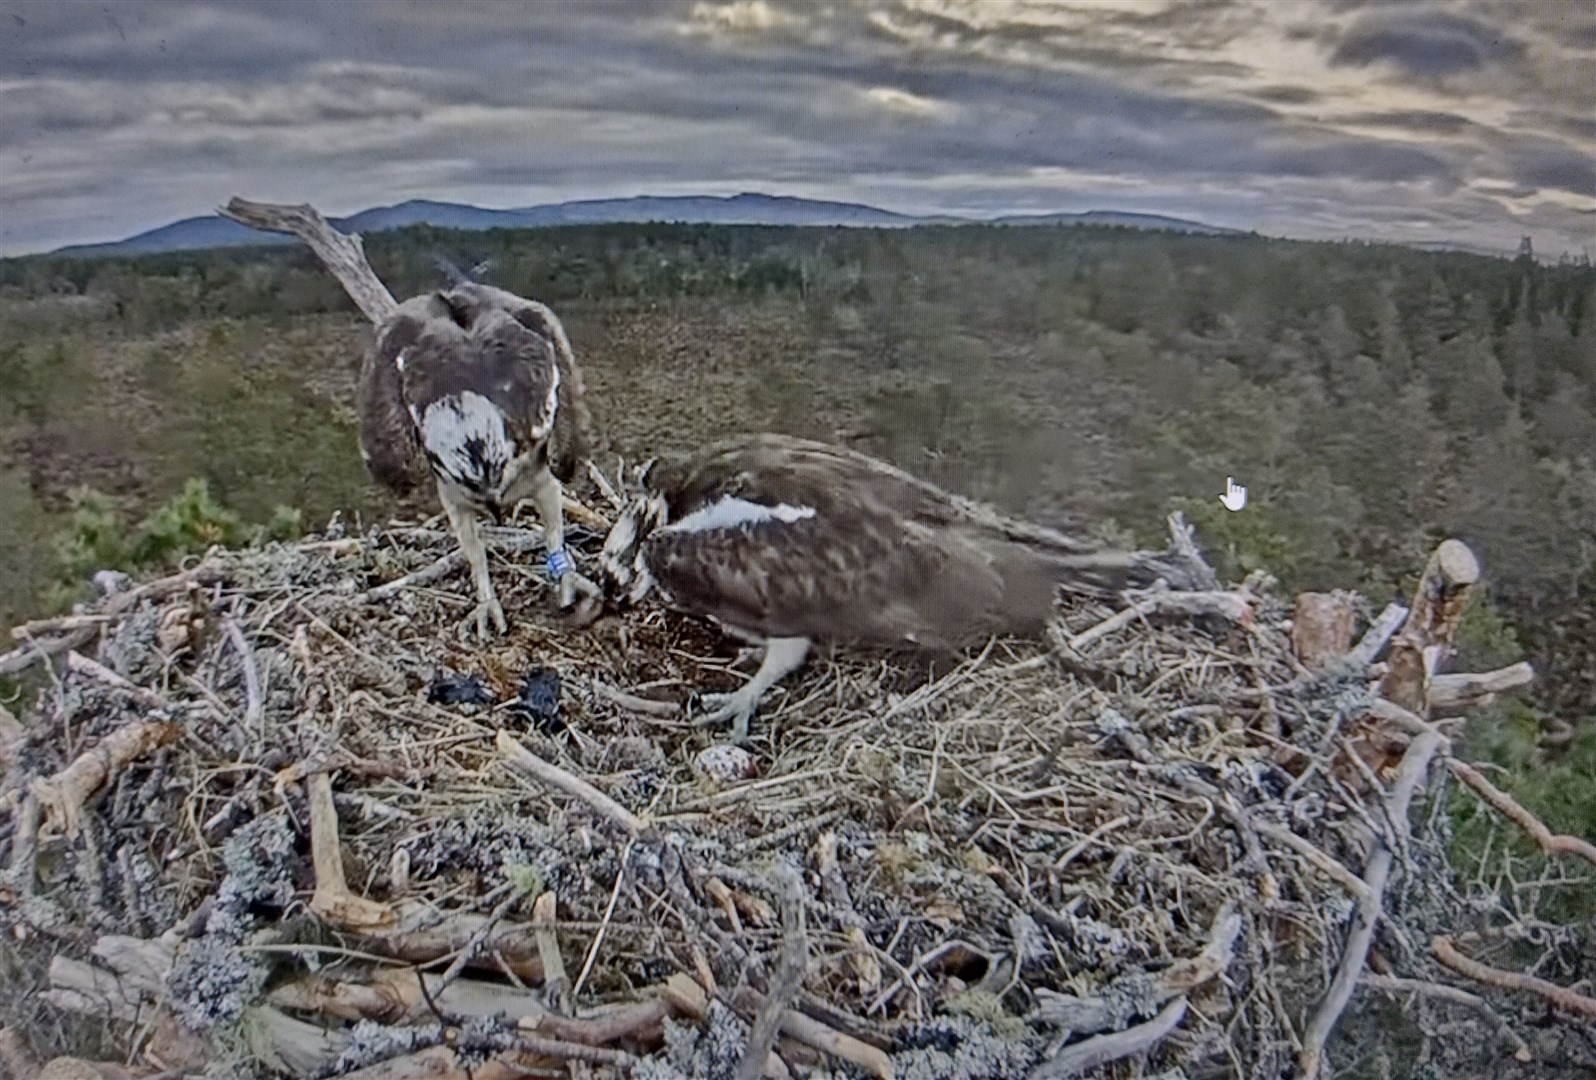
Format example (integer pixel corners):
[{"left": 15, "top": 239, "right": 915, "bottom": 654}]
[
  {"left": 306, "top": 771, "right": 398, "bottom": 932},
  {"left": 432, "top": 886, "right": 526, "bottom": 1000},
  {"left": 1298, "top": 729, "right": 1445, "bottom": 1079},
  {"left": 1255, "top": 821, "right": 1371, "bottom": 899},
  {"left": 3, "top": 793, "right": 41, "bottom": 896},
  {"left": 570, "top": 840, "right": 633, "bottom": 1001},
  {"left": 1029, "top": 997, "right": 1188, "bottom": 1080},
  {"left": 1431, "top": 935, "right": 1596, "bottom": 1020},
  {"left": 495, "top": 730, "right": 645, "bottom": 837},
  {"left": 1359, "top": 974, "right": 1531, "bottom": 1062},
  {"left": 532, "top": 891, "right": 570, "bottom": 1014},
  {"left": 224, "top": 618, "right": 264, "bottom": 738},
  {"left": 737, "top": 864, "right": 809, "bottom": 1080},
  {"left": 1447, "top": 759, "right": 1596, "bottom": 869},
  {"left": 1061, "top": 589, "right": 1252, "bottom": 653},
  {"left": 1347, "top": 603, "right": 1408, "bottom": 667},
  {"left": 31, "top": 719, "right": 183, "bottom": 840},
  {"left": 731, "top": 987, "right": 894, "bottom": 1080},
  {"left": 1031, "top": 902, "right": 1241, "bottom": 1036},
  {"left": 64, "top": 651, "right": 170, "bottom": 712}
]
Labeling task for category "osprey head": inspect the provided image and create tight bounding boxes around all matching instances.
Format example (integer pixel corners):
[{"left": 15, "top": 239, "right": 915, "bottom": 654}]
[{"left": 597, "top": 484, "right": 669, "bottom": 608}]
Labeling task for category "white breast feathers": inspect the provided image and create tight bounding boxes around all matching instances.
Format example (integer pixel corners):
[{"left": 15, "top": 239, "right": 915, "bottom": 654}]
[
  {"left": 417, "top": 391, "right": 516, "bottom": 487},
  {"left": 663, "top": 496, "right": 817, "bottom": 534}
]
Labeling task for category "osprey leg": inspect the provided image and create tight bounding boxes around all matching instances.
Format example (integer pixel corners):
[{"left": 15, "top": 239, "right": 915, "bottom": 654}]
[
  {"left": 694, "top": 636, "right": 811, "bottom": 744},
  {"left": 441, "top": 484, "right": 506, "bottom": 641},
  {"left": 527, "top": 468, "right": 599, "bottom": 609}
]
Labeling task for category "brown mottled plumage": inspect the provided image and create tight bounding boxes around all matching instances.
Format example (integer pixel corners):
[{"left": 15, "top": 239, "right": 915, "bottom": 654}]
[
  {"left": 356, "top": 283, "right": 598, "bottom": 639},
  {"left": 594, "top": 434, "right": 1207, "bottom": 741}
]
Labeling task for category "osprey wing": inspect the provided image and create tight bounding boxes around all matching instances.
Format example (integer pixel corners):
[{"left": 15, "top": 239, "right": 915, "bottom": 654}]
[
  {"left": 357, "top": 295, "right": 443, "bottom": 494},
  {"left": 642, "top": 447, "right": 1015, "bottom": 649}
]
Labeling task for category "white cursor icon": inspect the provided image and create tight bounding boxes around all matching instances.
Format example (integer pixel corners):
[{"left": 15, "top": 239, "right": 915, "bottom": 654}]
[{"left": 1220, "top": 476, "right": 1247, "bottom": 512}]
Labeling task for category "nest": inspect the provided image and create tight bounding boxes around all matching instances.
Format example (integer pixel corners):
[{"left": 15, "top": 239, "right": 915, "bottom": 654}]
[{"left": 1, "top": 512, "right": 1592, "bottom": 1080}]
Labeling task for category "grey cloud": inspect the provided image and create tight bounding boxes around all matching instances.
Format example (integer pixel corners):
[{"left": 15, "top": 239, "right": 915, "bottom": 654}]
[
  {"left": 1333, "top": 110, "right": 1478, "bottom": 135},
  {"left": 1506, "top": 138, "right": 1596, "bottom": 199},
  {"left": 1249, "top": 85, "right": 1322, "bottom": 105},
  {"left": 0, "top": 0, "right": 1590, "bottom": 257},
  {"left": 1328, "top": 10, "right": 1525, "bottom": 76}
]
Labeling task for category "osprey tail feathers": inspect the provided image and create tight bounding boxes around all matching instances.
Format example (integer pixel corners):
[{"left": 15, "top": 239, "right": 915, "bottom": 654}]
[{"left": 1036, "top": 547, "right": 1215, "bottom": 599}]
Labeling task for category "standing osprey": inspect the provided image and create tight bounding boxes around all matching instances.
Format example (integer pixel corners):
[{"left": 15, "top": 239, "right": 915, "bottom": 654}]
[
  {"left": 357, "top": 281, "right": 598, "bottom": 639},
  {"left": 590, "top": 434, "right": 1207, "bottom": 742}
]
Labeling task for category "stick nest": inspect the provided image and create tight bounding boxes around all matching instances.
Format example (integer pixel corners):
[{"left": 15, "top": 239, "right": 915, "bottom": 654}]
[{"left": 1, "top": 517, "right": 1590, "bottom": 1080}]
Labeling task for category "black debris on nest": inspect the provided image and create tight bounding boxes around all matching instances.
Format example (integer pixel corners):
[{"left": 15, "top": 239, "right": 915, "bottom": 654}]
[
  {"left": 507, "top": 666, "right": 563, "bottom": 734},
  {"left": 427, "top": 671, "right": 496, "bottom": 707}
]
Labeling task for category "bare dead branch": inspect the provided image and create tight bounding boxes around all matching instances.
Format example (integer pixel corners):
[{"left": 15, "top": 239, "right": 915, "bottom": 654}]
[
  {"left": 1359, "top": 974, "right": 1532, "bottom": 1063},
  {"left": 1347, "top": 602, "right": 1408, "bottom": 667},
  {"left": 1029, "top": 997, "right": 1188, "bottom": 1080},
  {"left": 1378, "top": 539, "right": 1479, "bottom": 713},
  {"left": 1428, "top": 662, "right": 1535, "bottom": 716},
  {"left": 1292, "top": 591, "right": 1357, "bottom": 672},
  {"left": 1447, "top": 759, "right": 1596, "bottom": 869},
  {"left": 31, "top": 720, "right": 182, "bottom": 840},
  {"left": 218, "top": 198, "right": 397, "bottom": 324},
  {"left": 495, "top": 730, "right": 645, "bottom": 837},
  {"left": 1298, "top": 728, "right": 1446, "bottom": 1080},
  {"left": 737, "top": 864, "right": 809, "bottom": 1080},
  {"left": 1432, "top": 935, "right": 1596, "bottom": 1021},
  {"left": 306, "top": 771, "right": 398, "bottom": 932}
]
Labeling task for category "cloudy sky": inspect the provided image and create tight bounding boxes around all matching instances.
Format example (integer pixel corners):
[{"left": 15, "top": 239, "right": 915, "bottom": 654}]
[{"left": 1, "top": 0, "right": 1592, "bottom": 257}]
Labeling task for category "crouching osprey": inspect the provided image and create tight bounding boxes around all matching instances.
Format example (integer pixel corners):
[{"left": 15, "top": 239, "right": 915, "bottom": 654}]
[
  {"left": 589, "top": 434, "right": 1208, "bottom": 743},
  {"left": 358, "top": 281, "right": 599, "bottom": 639}
]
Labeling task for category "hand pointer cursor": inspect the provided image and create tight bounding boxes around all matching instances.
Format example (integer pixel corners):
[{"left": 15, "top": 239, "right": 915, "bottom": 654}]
[{"left": 1220, "top": 476, "right": 1247, "bottom": 512}]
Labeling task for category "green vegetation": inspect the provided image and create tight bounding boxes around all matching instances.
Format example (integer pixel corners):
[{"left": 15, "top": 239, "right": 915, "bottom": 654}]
[{"left": 2, "top": 221, "right": 1592, "bottom": 892}]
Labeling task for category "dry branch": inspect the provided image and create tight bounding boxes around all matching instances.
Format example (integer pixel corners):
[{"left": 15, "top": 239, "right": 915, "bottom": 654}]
[
  {"left": 1292, "top": 591, "right": 1357, "bottom": 672},
  {"left": 1447, "top": 759, "right": 1596, "bottom": 869},
  {"left": 1348, "top": 602, "right": 1407, "bottom": 667},
  {"left": 218, "top": 198, "right": 397, "bottom": 324},
  {"left": 495, "top": 729, "right": 645, "bottom": 836},
  {"left": 737, "top": 864, "right": 809, "bottom": 1080},
  {"left": 1432, "top": 935, "right": 1596, "bottom": 1021},
  {"left": 1428, "top": 662, "right": 1535, "bottom": 716},
  {"left": 1030, "top": 998, "right": 1189, "bottom": 1080},
  {"left": 1359, "top": 974, "right": 1532, "bottom": 1063},
  {"left": 1378, "top": 539, "right": 1479, "bottom": 713},
  {"left": 1059, "top": 588, "right": 1253, "bottom": 653},
  {"left": 31, "top": 719, "right": 182, "bottom": 840},
  {"left": 730, "top": 989, "right": 892, "bottom": 1080},
  {"left": 1031, "top": 902, "right": 1241, "bottom": 1037},
  {"left": 531, "top": 890, "right": 570, "bottom": 1014},
  {"left": 1298, "top": 728, "right": 1446, "bottom": 1080},
  {"left": 306, "top": 771, "right": 398, "bottom": 932}
]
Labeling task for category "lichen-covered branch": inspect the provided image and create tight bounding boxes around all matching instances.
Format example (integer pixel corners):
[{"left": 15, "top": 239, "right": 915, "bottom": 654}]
[
  {"left": 1298, "top": 728, "right": 1446, "bottom": 1080},
  {"left": 31, "top": 719, "right": 182, "bottom": 840}
]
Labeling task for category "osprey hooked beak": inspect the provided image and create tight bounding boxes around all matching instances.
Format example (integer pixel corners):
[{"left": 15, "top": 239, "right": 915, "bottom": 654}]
[{"left": 594, "top": 493, "right": 668, "bottom": 608}]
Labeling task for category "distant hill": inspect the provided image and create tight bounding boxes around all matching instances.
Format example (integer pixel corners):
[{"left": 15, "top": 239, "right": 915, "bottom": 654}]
[
  {"left": 47, "top": 192, "right": 1231, "bottom": 258},
  {"left": 990, "top": 209, "right": 1242, "bottom": 234}
]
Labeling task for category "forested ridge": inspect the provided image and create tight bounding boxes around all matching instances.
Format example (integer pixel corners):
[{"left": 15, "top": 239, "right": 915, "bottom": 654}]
[{"left": 1, "top": 221, "right": 1592, "bottom": 835}]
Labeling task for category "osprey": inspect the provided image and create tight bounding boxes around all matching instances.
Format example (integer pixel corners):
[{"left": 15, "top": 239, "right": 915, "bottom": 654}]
[
  {"left": 590, "top": 434, "right": 1208, "bottom": 742},
  {"left": 357, "top": 281, "right": 598, "bottom": 639}
]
